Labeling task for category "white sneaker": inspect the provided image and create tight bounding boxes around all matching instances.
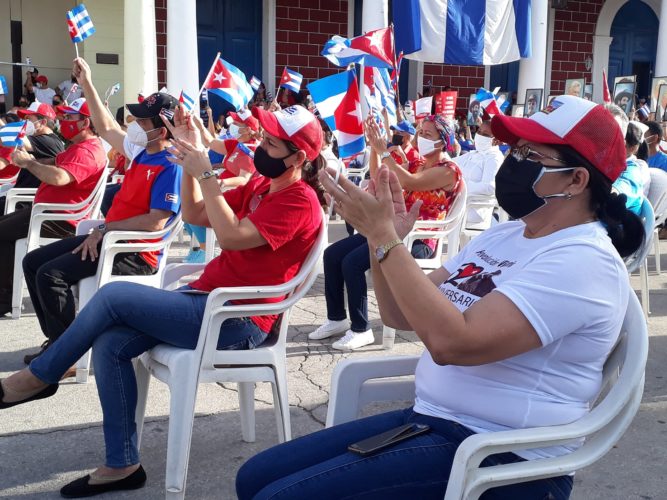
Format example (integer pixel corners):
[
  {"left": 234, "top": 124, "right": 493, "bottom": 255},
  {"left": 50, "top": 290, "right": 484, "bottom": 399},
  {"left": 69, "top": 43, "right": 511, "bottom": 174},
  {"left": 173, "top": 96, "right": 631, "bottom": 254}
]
[
  {"left": 309, "top": 319, "right": 350, "bottom": 340},
  {"left": 331, "top": 329, "right": 375, "bottom": 351}
]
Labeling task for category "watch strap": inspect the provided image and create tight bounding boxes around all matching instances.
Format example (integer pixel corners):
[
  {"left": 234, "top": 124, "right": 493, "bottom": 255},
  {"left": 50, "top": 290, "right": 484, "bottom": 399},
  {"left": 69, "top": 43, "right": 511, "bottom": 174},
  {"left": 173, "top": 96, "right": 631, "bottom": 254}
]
[{"left": 377, "top": 238, "right": 403, "bottom": 263}]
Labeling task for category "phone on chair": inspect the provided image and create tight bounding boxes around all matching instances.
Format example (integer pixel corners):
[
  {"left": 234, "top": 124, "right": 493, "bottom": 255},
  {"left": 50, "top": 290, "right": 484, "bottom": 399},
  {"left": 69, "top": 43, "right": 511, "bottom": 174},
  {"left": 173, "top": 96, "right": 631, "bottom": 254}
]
[{"left": 348, "top": 423, "right": 431, "bottom": 456}]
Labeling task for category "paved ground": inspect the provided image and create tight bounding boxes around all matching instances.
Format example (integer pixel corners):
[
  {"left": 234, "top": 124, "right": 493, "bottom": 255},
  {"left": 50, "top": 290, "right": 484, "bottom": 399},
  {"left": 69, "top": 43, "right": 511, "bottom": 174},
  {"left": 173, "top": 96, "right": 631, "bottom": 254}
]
[{"left": 1, "top": 220, "right": 666, "bottom": 499}]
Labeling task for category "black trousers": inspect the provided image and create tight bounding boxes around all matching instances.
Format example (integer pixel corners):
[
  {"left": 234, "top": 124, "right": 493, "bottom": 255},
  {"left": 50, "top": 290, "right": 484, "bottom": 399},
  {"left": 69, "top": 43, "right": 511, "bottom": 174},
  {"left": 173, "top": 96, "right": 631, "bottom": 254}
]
[
  {"left": 23, "top": 235, "right": 156, "bottom": 342},
  {"left": 0, "top": 207, "right": 73, "bottom": 308}
]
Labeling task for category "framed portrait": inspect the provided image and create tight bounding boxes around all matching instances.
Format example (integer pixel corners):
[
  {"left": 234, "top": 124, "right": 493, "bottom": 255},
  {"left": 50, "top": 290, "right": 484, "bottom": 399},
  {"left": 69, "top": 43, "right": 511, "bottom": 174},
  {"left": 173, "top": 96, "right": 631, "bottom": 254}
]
[
  {"left": 564, "top": 78, "right": 584, "bottom": 98},
  {"left": 523, "top": 89, "right": 543, "bottom": 117},
  {"left": 584, "top": 84, "right": 593, "bottom": 101},
  {"left": 657, "top": 84, "right": 667, "bottom": 122},
  {"left": 613, "top": 81, "right": 636, "bottom": 115},
  {"left": 651, "top": 77, "right": 667, "bottom": 112},
  {"left": 511, "top": 105, "right": 524, "bottom": 117},
  {"left": 614, "top": 75, "right": 636, "bottom": 87},
  {"left": 546, "top": 95, "right": 558, "bottom": 107},
  {"left": 468, "top": 94, "right": 481, "bottom": 126}
]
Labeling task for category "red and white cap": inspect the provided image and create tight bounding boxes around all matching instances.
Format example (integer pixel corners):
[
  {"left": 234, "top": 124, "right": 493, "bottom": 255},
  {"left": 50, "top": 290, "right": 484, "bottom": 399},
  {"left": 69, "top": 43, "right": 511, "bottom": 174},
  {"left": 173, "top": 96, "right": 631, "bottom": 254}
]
[
  {"left": 491, "top": 95, "right": 626, "bottom": 181},
  {"left": 252, "top": 105, "right": 323, "bottom": 161},
  {"left": 17, "top": 101, "right": 56, "bottom": 121},
  {"left": 228, "top": 108, "right": 259, "bottom": 131},
  {"left": 55, "top": 97, "right": 91, "bottom": 117}
]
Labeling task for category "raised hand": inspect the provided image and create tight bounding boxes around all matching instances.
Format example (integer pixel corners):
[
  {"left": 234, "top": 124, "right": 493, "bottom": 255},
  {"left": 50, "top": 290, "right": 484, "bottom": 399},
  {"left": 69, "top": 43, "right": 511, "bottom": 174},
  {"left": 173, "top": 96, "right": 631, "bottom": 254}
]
[
  {"left": 365, "top": 115, "right": 387, "bottom": 155},
  {"left": 167, "top": 137, "right": 212, "bottom": 179},
  {"left": 160, "top": 105, "right": 202, "bottom": 148},
  {"left": 72, "top": 57, "right": 92, "bottom": 86}
]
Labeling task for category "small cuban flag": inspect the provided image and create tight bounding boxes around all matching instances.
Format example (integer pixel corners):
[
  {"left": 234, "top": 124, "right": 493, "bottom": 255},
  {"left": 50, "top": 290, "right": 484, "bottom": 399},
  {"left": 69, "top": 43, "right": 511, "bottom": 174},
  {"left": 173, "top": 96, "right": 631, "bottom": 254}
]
[
  {"left": 0, "top": 121, "right": 28, "bottom": 147},
  {"left": 0, "top": 76, "right": 8, "bottom": 95},
  {"left": 179, "top": 90, "right": 195, "bottom": 112},
  {"left": 280, "top": 68, "right": 303, "bottom": 94},
  {"left": 474, "top": 88, "right": 501, "bottom": 117},
  {"left": 249, "top": 76, "right": 262, "bottom": 92},
  {"left": 203, "top": 55, "right": 254, "bottom": 111},
  {"left": 66, "top": 4, "right": 96, "bottom": 43}
]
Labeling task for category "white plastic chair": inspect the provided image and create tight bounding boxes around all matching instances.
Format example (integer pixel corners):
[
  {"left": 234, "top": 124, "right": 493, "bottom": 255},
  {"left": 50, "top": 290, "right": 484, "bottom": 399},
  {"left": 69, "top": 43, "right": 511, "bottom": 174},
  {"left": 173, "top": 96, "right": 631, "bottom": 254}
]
[
  {"left": 624, "top": 197, "right": 655, "bottom": 318},
  {"left": 73, "top": 214, "right": 184, "bottom": 383},
  {"left": 4, "top": 186, "right": 37, "bottom": 215},
  {"left": 459, "top": 194, "right": 498, "bottom": 248},
  {"left": 326, "top": 290, "right": 648, "bottom": 500},
  {"left": 0, "top": 171, "right": 19, "bottom": 186},
  {"left": 382, "top": 182, "right": 467, "bottom": 349},
  {"left": 9, "top": 169, "right": 107, "bottom": 319},
  {"left": 133, "top": 218, "right": 327, "bottom": 499},
  {"left": 646, "top": 168, "right": 667, "bottom": 274}
]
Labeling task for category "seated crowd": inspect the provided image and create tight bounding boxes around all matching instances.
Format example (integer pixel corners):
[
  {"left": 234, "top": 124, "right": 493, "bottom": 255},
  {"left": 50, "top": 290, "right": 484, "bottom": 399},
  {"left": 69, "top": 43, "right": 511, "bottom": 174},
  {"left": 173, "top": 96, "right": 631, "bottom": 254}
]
[{"left": 0, "top": 55, "right": 657, "bottom": 500}]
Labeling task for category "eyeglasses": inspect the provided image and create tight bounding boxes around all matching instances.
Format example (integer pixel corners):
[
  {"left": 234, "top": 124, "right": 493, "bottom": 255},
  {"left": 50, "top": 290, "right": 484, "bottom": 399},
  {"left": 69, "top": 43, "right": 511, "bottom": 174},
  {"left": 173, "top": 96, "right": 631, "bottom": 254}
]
[{"left": 510, "top": 144, "right": 567, "bottom": 165}]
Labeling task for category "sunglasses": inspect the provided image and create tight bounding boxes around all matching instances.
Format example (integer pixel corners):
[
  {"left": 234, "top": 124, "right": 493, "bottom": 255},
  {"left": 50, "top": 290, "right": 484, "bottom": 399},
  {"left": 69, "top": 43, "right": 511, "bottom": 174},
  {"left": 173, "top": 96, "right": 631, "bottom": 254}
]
[{"left": 510, "top": 144, "right": 567, "bottom": 165}]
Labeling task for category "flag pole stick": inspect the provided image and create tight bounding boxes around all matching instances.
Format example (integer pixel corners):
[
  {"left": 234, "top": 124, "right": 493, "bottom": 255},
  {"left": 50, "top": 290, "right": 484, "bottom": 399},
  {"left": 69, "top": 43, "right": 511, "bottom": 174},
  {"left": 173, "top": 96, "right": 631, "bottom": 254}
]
[
  {"left": 74, "top": 43, "right": 79, "bottom": 59},
  {"left": 359, "top": 63, "right": 368, "bottom": 121},
  {"left": 390, "top": 24, "right": 403, "bottom": 121},
  {"left": 197, "top": 52, "right": 221, "bottom": 100}
]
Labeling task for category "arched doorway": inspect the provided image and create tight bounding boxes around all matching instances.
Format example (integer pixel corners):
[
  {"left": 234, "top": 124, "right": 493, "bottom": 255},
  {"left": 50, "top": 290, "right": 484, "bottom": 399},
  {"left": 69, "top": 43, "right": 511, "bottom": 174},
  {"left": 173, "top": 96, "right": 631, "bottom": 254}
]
[{"left": 608, "top": 0, "right": 659, "bottom": 100}]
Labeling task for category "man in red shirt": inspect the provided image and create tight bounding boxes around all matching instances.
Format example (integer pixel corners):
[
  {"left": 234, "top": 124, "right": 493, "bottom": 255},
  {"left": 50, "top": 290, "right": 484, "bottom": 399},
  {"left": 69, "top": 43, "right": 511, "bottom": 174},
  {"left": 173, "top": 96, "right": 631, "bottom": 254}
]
[{"left": 0, "top": 98, "right": 106, "bottom": 316}]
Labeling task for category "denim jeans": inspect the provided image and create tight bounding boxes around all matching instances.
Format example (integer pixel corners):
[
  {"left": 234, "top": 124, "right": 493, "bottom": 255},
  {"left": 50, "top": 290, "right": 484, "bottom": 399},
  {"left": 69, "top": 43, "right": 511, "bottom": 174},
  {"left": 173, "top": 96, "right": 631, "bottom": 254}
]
[
  {"left": 236, "top": 408, "right": 573, "bottom": 500},
  {"left": 323, "top": 234, "right": 433, "bottom": 332},
  {"left": 29, "top": 281, "right": 268, "bottom": 468}
]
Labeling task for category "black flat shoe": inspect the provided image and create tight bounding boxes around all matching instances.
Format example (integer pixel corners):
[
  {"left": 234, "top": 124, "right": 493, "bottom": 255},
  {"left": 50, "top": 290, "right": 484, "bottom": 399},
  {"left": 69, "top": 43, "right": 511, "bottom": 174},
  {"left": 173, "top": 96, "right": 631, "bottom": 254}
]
[
  {"left": 0, "top": 380, "right": 58, "bottom": 409},
  {"left": 60, "top": 465, "right": 147, "bottom": 498}
]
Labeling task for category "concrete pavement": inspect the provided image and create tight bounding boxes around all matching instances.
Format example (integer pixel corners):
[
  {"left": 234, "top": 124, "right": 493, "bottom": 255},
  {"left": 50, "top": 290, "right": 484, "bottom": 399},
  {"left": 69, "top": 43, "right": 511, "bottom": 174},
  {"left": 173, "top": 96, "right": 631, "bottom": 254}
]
[{"left": 0, "top": 221, "right": 665, "bottom": 499}]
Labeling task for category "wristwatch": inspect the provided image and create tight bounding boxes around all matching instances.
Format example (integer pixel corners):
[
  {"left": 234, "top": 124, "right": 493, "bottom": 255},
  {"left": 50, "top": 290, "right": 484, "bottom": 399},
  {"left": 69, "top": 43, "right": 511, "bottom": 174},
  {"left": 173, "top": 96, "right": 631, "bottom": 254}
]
[
  {"left": 380, "top": 151, "right": 391, "bottom": 160},
  {"left": 375, "top": 239, "right": 403, "bottom": 263},
  {"left": 197, "top": 170, "right": 216, "bottom": 182},
  {"left": 96, "top": 223, "right": 107, "bottom": 235}
]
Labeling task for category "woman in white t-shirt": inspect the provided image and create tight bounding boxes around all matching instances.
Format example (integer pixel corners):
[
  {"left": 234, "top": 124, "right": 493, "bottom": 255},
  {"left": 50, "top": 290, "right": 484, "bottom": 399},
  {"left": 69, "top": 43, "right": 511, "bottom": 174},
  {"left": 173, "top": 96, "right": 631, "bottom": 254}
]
[{"left": 235, "top": 96, "right": 645, "bottom": 500}]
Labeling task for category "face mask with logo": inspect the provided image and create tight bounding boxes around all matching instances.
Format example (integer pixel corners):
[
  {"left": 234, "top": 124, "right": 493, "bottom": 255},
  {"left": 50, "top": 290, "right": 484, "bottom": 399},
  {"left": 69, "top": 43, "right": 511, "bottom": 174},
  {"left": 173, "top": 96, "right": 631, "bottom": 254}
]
[
  {"left": 24, "top": 120, "right": 36, "bottom": 137},
  {"left": 126, "top": 121, "right": 161, "bottom": 148},
  {"left": 495, "top": 154, "right": 574, "bottom": 219},
  {"left": 417, "top": 136, "right": 441, "bottom": 156},
  {"left": 253, "top": 146, "right": 292, "bottom": 179},
  {"left": 474, "top": 133, "right": 494, "bottom": 152},
  {"left": 59, "top": 119, "right": 82, "bottom": 141}
]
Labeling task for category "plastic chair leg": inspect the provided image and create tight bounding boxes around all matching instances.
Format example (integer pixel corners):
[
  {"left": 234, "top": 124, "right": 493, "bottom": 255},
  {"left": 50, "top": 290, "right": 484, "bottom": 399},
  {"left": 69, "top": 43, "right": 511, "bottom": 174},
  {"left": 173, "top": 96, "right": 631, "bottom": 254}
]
[
  {"left": 75, "top": 349, "right": 92, "bottom": 384},
  {"left": 164, "top": 378, "right": 198, "bottom": 499},
  {"left": 382, "top": 325, "right": 396, "bottom": 350},
  {"left": 654, "top": 229, "right": 661, "bottom": 275},
  {"left": 273, "top": 363, "right": 291, "bottom": 442},
  {"left": 640, "top": 260, "right": 650, "bottom": 318},
  {"left": 134, "top": 359, "right": 152, "bottom": 450},
  {"left": 12, "top": 238, "right": 27, "bottom": 319},
  {"left": 238, "top": 381, "right": 256, "bottom": 443}
]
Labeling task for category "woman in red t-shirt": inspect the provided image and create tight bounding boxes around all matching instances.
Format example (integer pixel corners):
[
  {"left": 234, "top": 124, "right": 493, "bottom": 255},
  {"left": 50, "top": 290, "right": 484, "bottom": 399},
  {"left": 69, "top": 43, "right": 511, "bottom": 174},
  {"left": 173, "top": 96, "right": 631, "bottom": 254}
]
[
  {"left": 310, "top": 114, "right": 461, "bottom": 351},
  {"left": 0, "top": 105, "right": 326, "bottom": 497}
]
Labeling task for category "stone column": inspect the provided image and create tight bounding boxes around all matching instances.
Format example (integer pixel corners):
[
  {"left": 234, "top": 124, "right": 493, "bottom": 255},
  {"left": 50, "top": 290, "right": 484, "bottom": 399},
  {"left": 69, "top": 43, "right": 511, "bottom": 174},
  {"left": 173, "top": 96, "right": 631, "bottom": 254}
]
[
  {"left": 655, "top": 0, "right": 667, "bottom": 77},
  {"left": 592, "top": 35, "right": 613, "bottom": 103},
  {"left": 167, "top": 0, "right": 199, "bottom": 104},
  {"left": 517, "top": 0, "right": 549, "bottom": 105},
  {"left": 124, "top": 0, "right": 157, "bottom": 102}
]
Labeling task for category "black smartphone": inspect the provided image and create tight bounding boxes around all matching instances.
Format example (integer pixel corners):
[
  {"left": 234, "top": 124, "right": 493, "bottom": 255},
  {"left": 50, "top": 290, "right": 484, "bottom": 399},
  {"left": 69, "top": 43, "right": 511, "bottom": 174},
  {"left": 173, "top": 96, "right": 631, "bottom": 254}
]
[
  {"left": 199, "top": 97, "right": 209, "bottom": 128},
  {"left": 348, "top": 423, "right": 431, "bottom": 456},
  {"left": 391, "top": 134, "right": 403, "bottom": 146}
]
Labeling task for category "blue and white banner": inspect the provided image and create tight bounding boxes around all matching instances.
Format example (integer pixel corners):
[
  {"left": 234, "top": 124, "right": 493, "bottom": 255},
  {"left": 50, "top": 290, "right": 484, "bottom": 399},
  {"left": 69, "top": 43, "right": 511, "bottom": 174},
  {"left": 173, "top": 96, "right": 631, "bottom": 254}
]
[
  {"left": 0, "top": 121, "right": 27, "bottom": 147},
  {"left": 0, "top": 76, "right": 7, "bottom": 95},
  {"left": 393, "top": 0, "right": 531, "bottom": 66}
]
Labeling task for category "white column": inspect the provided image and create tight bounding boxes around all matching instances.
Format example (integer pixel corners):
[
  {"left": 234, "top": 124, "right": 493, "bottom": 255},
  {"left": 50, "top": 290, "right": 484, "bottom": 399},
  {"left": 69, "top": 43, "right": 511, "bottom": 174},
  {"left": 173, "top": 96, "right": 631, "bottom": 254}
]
[
  {"left": 592, "top": 35, "right": 613, "bottom": 103},
  {"left": 124, "top": 0, "right": 157, "bottom": 102},
  {"left": 655, "top": 0, "right": 667, "bottom": 77},
  {"left": 516, "top": 0, "right": 549, "bottom": 104},
  {"left": 361, "top": 0, "right": 388, "bottom": 32},
  {"left": 167, "top": 0, "right": 199, "bottom": 102}
]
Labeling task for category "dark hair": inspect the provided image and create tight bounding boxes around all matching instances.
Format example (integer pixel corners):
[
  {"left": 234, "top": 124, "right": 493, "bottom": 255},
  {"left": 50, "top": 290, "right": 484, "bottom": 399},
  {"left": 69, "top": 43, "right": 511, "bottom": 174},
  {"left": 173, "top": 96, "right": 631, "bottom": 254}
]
[
  {"left": 1, "top": 113, "right": 21, "bottom": 124},
  {"left": 554, "top": 145, "right": 644, "bottom": 258},
  {"left": 637, "top": 141, "right": 649, "bottom": 161},
  {"left": 625, "top": 122, "right": 643, "bottom": 147},
  {"left": 286, "top": 141, "right": 326, "bottom": 207},
  {"left": 646, "top": 120, "right": 663, "bottom": 140},
  {"left": 149, "top": 114, "right": 173, "bottom": 139}
]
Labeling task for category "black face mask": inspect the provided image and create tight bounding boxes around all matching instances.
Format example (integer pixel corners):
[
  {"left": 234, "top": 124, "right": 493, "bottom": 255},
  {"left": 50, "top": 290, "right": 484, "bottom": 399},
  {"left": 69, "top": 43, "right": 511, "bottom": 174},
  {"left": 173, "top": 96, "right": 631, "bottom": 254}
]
[
  {"left": 495, "top": 155, "right": 574, "bottom": 219},
  {"left": 254, "top": 146, "right": 292, "bottom": 179},
  {"left": 391, "top": 134, "right": 403, "bottom": 146}
]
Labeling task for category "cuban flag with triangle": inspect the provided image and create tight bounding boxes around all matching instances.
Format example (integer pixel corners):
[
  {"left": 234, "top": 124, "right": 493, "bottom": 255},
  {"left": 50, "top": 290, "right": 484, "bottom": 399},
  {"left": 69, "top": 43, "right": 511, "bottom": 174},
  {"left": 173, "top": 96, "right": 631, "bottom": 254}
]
[
  {"left": 474, "top": 88, "right": 501, "bottom": 117},
  {"left": 203, "top": 57, "right": 254, "bottom": 111},
  {"left": 0, "top": 121, "right": 28, "bottom": 147},
  {"left": 307, "top": 70, "right": 365, "bottom": 159},
  {"left": 322, "top": 27, "right": 395, "bottom": 69},
  {"left": 66, "top": 4, "right": 96, "bottom": 43}
]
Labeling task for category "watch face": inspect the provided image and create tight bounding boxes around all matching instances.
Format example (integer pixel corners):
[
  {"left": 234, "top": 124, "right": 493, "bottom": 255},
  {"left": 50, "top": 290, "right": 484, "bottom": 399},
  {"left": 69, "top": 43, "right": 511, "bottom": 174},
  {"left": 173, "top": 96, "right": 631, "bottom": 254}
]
[{"left": 375, "top": 246, "right": 385, "bottom": 261}]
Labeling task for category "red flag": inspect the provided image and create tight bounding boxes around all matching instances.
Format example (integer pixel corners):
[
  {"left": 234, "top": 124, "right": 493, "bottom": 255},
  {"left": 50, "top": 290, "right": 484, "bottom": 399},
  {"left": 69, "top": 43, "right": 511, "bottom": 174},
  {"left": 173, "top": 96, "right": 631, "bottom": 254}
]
[
  {"left": 602, "top": 69, "right": 611, "bottom": 104},
  {"left": 349, "top": 27, "right": 395, "bottom": 68}
]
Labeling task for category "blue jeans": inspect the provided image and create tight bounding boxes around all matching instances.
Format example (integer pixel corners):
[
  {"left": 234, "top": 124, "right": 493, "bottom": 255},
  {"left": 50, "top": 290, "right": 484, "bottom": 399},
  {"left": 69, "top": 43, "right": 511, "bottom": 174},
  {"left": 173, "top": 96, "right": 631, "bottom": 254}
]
[
  {"left": 29, "top": 281, "right": 268, "bottom": 468},
  {"left": 323, "top": 234, "right": 433, "bottom": 332},
  {"left": 236, "top": 408, "right": 573, "bottom": 499}
]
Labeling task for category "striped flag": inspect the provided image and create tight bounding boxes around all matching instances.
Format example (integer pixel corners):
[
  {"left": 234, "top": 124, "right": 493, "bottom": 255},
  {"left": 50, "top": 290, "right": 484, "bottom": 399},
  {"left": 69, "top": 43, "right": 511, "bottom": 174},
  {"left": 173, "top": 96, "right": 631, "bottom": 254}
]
[
  {"left": 0, "top": 121, "right": 28, "bottom": 147},
  {"left": 0, "top": 76, "right": 7, "bottom": 95},
  {"left": 602, "top": 69, "right": 611, "bottom": 104},
  {"left": 474, "top": 88, "right": 501, "bottom": 117},
  {"left": 203, "top": 56, "right": 254, "bottom": 111},
  {"left": 249, "top": 76, "right": 262, "bottom": 92},
  {"left": 179, "top": 90, "right": 195, "bottom": 112},
  {"left": 66, "top": 4, "right": 96, "bottom": 43},
  {"left": 280, "top": 68, "right": 303, "bottom": 93}
]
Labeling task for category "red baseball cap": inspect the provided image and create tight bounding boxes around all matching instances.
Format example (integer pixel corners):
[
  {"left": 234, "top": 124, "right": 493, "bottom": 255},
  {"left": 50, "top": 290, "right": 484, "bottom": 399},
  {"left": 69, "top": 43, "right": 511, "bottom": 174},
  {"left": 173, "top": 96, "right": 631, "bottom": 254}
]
[
  {"left": 252, "top": 105, "right": 323, "bottom": 161},
  {"left": 56, "top": 97, "right": 91, "bottom": 117},
  {"left": 491, "top": 95, "right": 626, "bottom": 181},
  {"left": 35, "top": 75, "right": 48, "bottom": 85},
  {"left": 229, "top": 108, "right": 259, "bottom": 132},
  {"left": 17, "top": 101, "right": 56, "bottom": 121}
]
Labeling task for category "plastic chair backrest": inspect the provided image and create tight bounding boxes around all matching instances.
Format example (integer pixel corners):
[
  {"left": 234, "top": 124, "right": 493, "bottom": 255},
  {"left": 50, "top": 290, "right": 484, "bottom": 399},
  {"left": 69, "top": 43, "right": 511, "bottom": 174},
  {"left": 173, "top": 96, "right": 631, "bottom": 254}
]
[
  {"left": 624, "top": 197, "right": 654, "bottom": 273},
  {"left": 647, "top": 168, "right": 667, "bottom": 226}
]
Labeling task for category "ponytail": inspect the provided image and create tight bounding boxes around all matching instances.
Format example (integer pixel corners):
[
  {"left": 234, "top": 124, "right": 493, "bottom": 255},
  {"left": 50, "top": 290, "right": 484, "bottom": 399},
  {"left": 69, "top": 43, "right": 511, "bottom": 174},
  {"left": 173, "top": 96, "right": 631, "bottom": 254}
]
[
  {"left": 301, "top": 154, "right": 327, "bottom": 208},
  {"left": 556, "top": 145, "right": 644, "bottom": 258}
]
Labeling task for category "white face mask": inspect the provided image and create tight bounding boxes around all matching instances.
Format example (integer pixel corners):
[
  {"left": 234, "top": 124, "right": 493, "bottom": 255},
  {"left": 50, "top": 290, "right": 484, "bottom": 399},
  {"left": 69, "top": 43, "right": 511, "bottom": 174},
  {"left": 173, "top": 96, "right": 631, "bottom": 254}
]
[
  {"left": 474, "top": 133, "right": 494, "bottom": 152},
  {"left": 417, "top": 136, "right": 441, "bottom": 156},
  {"left": 126, "top": 121, "right": 160, "bottom": 148},
  {"left": 24, "top": 120, "right": 36, "bottom": 136},
  {"left": 228, "top": 123, "right": 242, "bottom": 140}
]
